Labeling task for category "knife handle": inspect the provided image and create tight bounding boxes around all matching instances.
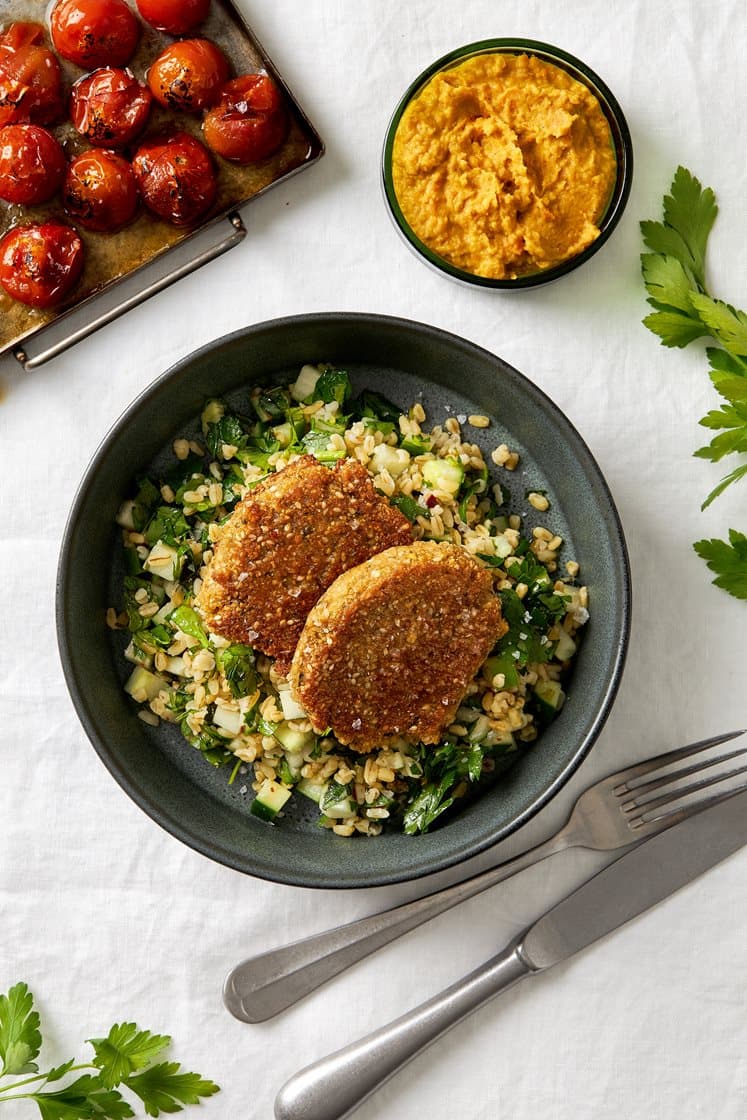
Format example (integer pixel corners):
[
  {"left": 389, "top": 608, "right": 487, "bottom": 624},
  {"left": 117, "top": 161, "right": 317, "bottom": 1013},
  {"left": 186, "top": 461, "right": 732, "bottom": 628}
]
[{"left": 274, "top": 943, "right": 534, "bottom": 1120}]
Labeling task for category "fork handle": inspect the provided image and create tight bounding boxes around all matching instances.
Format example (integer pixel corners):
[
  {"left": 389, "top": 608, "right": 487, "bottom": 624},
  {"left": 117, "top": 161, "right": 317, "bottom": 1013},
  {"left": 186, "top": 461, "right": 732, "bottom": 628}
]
[
  {"left": 274, "top": 942, "right": 534, "bottom": 1120},
  {"left": 223, "top": 831, "right": 566, "bottom": 1022}
]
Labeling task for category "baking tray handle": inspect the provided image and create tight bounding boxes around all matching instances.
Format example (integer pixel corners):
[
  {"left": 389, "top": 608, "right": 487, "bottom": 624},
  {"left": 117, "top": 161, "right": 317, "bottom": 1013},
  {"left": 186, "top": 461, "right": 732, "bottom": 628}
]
[{"left": 14, "top": 212, "right": 247, "bottom": 371}]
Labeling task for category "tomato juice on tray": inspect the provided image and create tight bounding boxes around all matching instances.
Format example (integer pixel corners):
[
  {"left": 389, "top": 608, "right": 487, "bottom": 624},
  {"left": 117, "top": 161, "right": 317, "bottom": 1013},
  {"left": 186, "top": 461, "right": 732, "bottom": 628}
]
[{"left": 0, "top": 0, "right": 323, "bottom": 358}]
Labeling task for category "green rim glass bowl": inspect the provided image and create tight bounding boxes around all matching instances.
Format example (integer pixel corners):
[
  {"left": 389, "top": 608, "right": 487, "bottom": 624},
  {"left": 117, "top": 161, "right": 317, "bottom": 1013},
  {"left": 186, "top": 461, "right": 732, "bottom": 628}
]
[
  {"left": 56, "top": 313, "right": 631, "bottom": 888},
  {"left": 382, "top": 39, "right": 634, "bottom": 289}
]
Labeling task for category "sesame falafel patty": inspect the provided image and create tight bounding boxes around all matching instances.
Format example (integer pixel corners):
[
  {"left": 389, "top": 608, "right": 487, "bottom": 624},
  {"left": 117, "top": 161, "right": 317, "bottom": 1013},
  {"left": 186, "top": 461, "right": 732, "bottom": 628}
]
[
  {"left": 197, "top": 455, "right": 413, "bottom": 674},
  {"left": 290, "top": 540, "right": 508, "bottom": 752}
]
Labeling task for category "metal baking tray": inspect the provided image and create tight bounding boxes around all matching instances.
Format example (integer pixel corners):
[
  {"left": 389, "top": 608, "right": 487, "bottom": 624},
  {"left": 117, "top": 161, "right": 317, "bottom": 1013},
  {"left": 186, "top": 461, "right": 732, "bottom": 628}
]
[{"left": 0, "top": 0, "right": 324, "bottom": 368}]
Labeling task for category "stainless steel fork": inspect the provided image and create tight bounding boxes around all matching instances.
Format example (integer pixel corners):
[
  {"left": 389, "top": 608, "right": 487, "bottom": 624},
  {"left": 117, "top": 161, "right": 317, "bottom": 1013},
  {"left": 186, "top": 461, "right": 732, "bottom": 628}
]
[{"left": 223, "top": 730, "right": 747, "bottom": 1022}]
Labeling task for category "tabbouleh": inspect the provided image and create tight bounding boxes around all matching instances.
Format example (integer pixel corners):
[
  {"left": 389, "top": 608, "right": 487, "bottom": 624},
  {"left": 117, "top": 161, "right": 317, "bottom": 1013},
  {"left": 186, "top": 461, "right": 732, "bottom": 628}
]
[{"left": 108, "top": 364, "right": 589, "bottom": 836}]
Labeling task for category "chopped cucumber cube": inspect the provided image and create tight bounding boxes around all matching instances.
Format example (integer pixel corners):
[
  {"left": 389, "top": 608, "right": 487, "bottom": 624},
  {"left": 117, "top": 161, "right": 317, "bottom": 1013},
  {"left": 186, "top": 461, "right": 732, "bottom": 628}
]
[
  {"left": 369, "top": 443, "right": 410, "bottom": 478},
  {"left": 484, "top": 729, "right": 516, "bottom": 750},
  {"left": 284, "top": 750, "right": 305, "bottom": 779},
  {"left": 321, "top": 794, "right": 355, "bottom": 819},
  {"left": 278, "top": 690, "right": 307, "bottom": 721},
  {"left": 468, "top": 714, "right": 492, "bottom": 742},
  {"left": 274, "top": 721, "right": 315, "bottom": 752},
  {"left": 213, "top": 706, "right": 244, "bottom": 736},
  {"left": 153, "top": 602, "right": 174, "bottom": 625},
  {"left": 116, "top": 499, "right": 138, "bottom": 530},
  {"left": 554, "top": 630, "right": 577, "bottom": 661},
  {"left": 320, "top": 780, "right": 355, "bottom": 819},
  {"left": 422, "top": 457, "right": 465, "bottom": 495},
  {"left": 296, "top": 777, "right": 326, "bottom": 804},
  {"left": 277, "top": 750, "right": 305, "bottom": 785},
  {"left": 400, "top": 433, "right": 432, "bottom": 456},
  {"left": 533, "top": 679, "right": 565, "bottom": 725},
  {"left": 124, "top": 666, "right": 167, "bottom": 703},
  {"left": 250, "top": 779, "right": 292, "bottom": 821},
  {"left": 143, "top": 540, "right": 183, "bottom": 582},
  {"left": 492, "top": 534, "right": 514, "bottom": 560},
  {"left": 124, "top": 640, "right": 153, "bottom": 669},
  {"left": 271, "top": 421, "right": 294, "bottom": 448},
  {"left": 290, "top": 364, "right": 321, "bottom": 401}
]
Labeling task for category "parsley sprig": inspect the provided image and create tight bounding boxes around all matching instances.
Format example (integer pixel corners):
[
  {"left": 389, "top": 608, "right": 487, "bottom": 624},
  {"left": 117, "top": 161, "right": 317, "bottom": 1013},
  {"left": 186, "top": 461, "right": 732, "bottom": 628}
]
[
  {"left": 0, "top": 983, "right": 219, "bottom": 1118},
  {"left": 641, "top": 167, "right": 747, "bottom": 599}
]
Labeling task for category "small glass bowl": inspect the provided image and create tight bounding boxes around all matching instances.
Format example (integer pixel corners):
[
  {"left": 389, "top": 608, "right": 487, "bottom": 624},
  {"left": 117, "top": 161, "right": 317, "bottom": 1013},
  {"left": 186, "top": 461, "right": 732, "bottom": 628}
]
[{"left": 382, "top": 38, "right": 634, "bottom": 289}]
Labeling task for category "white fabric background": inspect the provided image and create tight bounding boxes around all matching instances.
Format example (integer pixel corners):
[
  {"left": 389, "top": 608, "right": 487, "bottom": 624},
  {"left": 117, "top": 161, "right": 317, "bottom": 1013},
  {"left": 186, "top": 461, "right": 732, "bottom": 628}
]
[{"left": 1, "top": 1, "right": 745, "bottom": 1117}]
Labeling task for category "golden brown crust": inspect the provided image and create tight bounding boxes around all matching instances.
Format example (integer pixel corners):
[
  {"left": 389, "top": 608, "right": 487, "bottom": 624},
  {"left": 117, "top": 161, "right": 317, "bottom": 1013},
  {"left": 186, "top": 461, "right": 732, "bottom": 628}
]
[
  {"left": 290, "top": 541, "right": 508, "bottom": 751},
  {"left": 196, "top": 455, "right": 413, "bottom": 673}
]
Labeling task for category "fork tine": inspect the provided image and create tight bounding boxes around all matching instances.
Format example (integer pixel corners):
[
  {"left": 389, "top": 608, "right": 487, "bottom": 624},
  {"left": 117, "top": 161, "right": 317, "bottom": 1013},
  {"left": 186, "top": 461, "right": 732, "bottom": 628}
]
[
  {"left": 611, "top": 729, "right": 746, "bottom": 793},
  {"left": 627, "top": 772, "right": 747, "bottom": 834},
  {"left": 619, "top": 747, "right": 747, "bottom": 805},
  {"left": 624, "top": 760, "right": 747, "bottom": 818}
]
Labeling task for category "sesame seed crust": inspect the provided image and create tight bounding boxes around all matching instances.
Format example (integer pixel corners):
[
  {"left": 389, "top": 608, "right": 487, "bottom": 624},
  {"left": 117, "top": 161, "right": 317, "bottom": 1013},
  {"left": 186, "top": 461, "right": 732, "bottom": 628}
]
[
  {"left": 290, "top": 540, "right": 508, "bottom": 752},
  {"left": 196, "top": 455, "right": 413, "bottom": 674}
]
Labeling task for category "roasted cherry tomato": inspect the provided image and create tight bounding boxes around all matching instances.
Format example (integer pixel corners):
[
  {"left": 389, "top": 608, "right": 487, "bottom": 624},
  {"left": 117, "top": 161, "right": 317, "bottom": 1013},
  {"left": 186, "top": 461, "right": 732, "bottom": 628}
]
[
  {"left": 50, "top": 0, "right": 141, "bottom": 70},
  {"left": 132, "top": 131, "right": 217, "bottom": 226},
  {"left": 135, "top": 0, "right": 211, "bottom": 36},
  {"left": 70, "top": 67, "right": 152, "bottom": 148},
  {"left": 147, "top": 39, "right": 229, "bottom": 112},
  {"left": 0, "top": 124, "right": 66, "bottom": 205},
  {"left": 63, "top": 149, "right": 139, "bottom": 232},
  {"left": 0, "top": 22, "right": 64, "bottom": 127},
  {"left": 203, "top": 73, "right": 289, "bottom": 164},
  {"left": 0, "top": 222, "right": 84, "bottom": 307}
]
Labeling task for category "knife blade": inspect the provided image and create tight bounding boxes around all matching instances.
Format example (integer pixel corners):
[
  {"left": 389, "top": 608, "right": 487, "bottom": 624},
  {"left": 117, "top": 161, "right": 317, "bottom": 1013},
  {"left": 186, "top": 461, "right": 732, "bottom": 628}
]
[
  {"left": 275, "top": 786, "right": 747, "bottom": 1120},
  {"left": 521, "top": 778, "right": 747, "bottom": 968}
]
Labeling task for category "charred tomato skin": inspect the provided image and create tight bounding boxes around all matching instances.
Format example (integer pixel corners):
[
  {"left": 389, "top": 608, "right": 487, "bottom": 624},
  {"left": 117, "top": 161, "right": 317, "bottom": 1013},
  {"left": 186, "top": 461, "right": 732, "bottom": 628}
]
[
  {"left": 62, "top": 149, "right": 139, "bottom": 232},
  {"left": 0, "top": 123, "right": 67, "bottom": 205},
  {"left": 50, "top": 0, "right": 141, "bottom": 70},
  {"left": 70, "top": 67, "right": 152, "bottom": 149},
  {"left": 147, "top": 38, "right": 229, "bottom": 113},
  {"left": 132, "top": 130, "right": 217, "bottom": 226},
  {"left": 203, "top": 73, "right": 289, "bottom": 164},
  {"left": 0, "top": 221, "right": 84, "bottom": 307},
  {"left": 135, "top": 0, "right": 211, "bottom": 36},
  {"left": 0, "top": 22, "right": 65, "bottom": 128}
]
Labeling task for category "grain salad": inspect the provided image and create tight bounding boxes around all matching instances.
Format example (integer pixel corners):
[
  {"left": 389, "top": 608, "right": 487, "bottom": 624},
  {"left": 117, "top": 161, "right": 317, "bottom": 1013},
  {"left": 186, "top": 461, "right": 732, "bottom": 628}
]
[{"left": 109, "top": 364, "right": 589, "bottom": 836}]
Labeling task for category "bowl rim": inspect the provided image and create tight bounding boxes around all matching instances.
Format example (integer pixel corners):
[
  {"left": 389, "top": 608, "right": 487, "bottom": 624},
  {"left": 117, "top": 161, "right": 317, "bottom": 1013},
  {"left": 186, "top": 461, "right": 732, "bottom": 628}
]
[
  {"left": 382, "top": 37, "right": 634, "bottom": 289},
  {"left": 56, "top": 311, "right": 631, "bottom": 887}
]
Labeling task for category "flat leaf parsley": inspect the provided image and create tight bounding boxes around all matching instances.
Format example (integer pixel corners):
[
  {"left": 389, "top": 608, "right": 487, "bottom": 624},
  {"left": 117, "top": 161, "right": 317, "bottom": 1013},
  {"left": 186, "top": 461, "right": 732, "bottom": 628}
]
[
  {"left": 693, "top": 530, "right": 747, "bottom": 601},
  {"left": 641, "top": 167, "right": 747, "bottom": 600},
  {"left": 0, "top": 983, "right": 219, "bottom": 1118}
]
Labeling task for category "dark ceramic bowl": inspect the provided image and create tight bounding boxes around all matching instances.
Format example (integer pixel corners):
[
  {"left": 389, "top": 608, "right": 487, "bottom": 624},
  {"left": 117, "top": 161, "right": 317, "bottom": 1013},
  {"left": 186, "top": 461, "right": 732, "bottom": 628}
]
[
  {"left": 382, "top": 39, "right": 633, "bottom": 289},
  {"left": 57, "top": 313, "right": 630, "bottom": 888}
]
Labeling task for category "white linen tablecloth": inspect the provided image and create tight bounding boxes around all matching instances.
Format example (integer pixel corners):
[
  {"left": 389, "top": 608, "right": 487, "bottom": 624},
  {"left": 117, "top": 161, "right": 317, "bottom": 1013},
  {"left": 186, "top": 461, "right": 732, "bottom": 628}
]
[{"left": 1, "top": 2, "right": 745, "bottom": 1117}]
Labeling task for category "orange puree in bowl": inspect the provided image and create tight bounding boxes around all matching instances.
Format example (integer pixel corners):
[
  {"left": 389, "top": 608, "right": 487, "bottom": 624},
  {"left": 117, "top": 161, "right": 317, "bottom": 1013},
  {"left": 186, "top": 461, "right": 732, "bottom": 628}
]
[{"left": 391, "top": 53, "right": 617, "bottom": 279}]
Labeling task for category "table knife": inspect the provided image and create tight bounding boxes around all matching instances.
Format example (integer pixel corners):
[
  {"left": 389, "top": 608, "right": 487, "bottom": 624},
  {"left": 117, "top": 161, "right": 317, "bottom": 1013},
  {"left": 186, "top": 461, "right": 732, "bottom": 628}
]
[{"left": 275, "top": 785, "right": 747, "bottom": 1120}]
